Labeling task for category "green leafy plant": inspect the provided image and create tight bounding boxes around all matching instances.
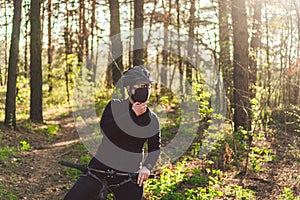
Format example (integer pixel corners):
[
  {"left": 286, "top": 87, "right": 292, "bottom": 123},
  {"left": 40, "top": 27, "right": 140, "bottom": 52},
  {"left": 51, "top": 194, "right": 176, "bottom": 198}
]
[
  {"left": 144, "top": 161, "right": 188, "bottom": 199},
  {"left": 20, "top": 140, "right": 31, "bottom": 151},
  {"left": 0, "top": 182, "right": 19, "bottom": 200},
  {"left": 277, "top": 187, "right": 300, "bottom": 200}
]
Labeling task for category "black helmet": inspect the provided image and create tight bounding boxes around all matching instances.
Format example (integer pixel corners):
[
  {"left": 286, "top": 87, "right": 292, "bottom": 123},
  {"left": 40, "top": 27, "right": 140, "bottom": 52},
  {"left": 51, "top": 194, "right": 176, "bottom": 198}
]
[{"left": 121, "top": 65, "right": 154, "bottom": 87}]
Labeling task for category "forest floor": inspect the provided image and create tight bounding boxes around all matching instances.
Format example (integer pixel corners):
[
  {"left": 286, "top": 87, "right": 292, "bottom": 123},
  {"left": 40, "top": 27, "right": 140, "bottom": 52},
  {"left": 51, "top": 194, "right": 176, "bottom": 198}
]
[{"left": 0, "top": 106, "right": 299, "bottom": 199}]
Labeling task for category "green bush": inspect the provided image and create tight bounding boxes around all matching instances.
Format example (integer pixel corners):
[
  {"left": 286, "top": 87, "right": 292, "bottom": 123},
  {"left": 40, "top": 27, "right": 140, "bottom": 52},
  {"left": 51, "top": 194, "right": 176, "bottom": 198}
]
[{"left": 19, "top": 140, "right": 31, "bottom": 151}]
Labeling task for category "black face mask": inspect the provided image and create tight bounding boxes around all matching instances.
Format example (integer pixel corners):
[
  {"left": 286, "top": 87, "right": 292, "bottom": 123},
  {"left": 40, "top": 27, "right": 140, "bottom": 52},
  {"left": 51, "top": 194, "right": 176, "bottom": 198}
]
[{"left": 131, "top": 87, "right": 149, "bottom": 102}]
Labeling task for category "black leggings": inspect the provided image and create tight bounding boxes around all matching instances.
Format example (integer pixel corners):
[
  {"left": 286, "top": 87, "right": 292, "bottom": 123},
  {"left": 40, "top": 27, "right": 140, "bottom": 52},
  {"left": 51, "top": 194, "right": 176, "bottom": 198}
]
[{"left": 64, "top": 175, "right": 143, "bottom": 200}]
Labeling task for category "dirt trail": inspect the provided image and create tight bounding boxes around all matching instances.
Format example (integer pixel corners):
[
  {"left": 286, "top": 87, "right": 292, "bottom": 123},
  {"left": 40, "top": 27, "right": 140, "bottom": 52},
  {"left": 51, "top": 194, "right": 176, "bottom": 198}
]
[{"left": 0, "top": 110, "right": 80, "bottom": 200}]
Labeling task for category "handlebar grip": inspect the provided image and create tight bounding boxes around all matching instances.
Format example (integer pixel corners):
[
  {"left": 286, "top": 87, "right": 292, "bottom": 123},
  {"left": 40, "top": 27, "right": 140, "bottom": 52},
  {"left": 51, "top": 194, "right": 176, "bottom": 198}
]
[
  {"left": 130, "top": 173, "right": 155, "bottom": 179},
  {"left": 149, "top": 174, "right": 155, "bottom": 178},
  {"left": 59, "top": 160, "right": 87, "bottom": 173}
]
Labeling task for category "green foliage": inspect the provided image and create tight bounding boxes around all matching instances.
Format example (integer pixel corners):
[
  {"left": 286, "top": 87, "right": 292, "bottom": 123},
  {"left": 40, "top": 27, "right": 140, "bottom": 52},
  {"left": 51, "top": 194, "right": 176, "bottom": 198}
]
[
  {"left": 94, "top": 85, "right": 112, "bottom": 116},
  {"left": 193, "top": 82, "right": 213, "bottom": 119},
  {"left": 144, "top": 161, "right": 187, "bottom": 199},
  {"left": 160, "top": 124, "right": 179, "bottom": 143},
  {"left": 0, "top": 182, "right": 18, "bottom": 200},
  {"left": 37, "top": 124, "right": 59, "bottom": 135},
  {"left": 45, "top": 53, "right": 78, "bottom": 106},
  {"left": 224, "top": 185, "right": 255, "bottom": 199},
  {"left": 16, "top": 76, "right": 30, "bottom": 107},
  {"left": 63, "top": 143, "right": 90, "bottom": 179},
  {"left": 277, "top": 187, "right": 300, "bottom": 200},
  {"left": 47, "top": 124, "right": 59, "bottom": 135},
  {"left": 184, "top": 169, "right": 255, "bottom": 200},
  {"left": 19, "top": 140, "right": 31, "bottom": 151},
  {"left": 248, "top": 145, "right": 275, "bottom": 172},
  {"left": 69, "top": 143, "right": 89, "bottom": 155},
  {"left": 190, "top": 142, "right": 201, "bottom": 158},
  {"left": 0, "top": 146, "right": 17, "bottom": 160},
  {"left": 186, "top": 169, "right": 208, "bottom": 186},
  {"left": 64, "top": 155, "right": 91, "bottom": 180},
  {"left": 145, "top": 159, "right": 255, "bottom": 200}
]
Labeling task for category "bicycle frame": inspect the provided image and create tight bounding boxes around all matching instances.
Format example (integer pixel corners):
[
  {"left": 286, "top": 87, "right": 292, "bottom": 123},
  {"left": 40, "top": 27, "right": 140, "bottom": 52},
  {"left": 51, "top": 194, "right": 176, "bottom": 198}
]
[{"left": 59, "top": 160, "right": 154, "bottom": 200}]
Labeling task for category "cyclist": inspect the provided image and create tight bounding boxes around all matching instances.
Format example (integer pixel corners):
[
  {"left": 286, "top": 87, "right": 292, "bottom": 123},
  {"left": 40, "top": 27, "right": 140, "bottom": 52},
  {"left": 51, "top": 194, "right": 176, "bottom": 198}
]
[{"left": 64, "top": 65, "right": 161, "bottom": 200}]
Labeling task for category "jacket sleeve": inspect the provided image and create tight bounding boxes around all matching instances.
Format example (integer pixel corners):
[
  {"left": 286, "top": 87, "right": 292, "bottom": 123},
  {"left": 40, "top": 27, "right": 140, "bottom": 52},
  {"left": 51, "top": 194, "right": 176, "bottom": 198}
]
[
  {"left": 143, "top": 116, "right": 161, "bottom": 170},
  {"left": 100, "top": 101, "right": 128, "bottom": 137}
]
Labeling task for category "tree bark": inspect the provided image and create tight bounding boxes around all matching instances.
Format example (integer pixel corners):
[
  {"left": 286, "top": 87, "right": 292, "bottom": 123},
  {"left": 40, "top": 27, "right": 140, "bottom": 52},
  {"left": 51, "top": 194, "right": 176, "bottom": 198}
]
[
  {"left": 3, "top": 0, "right": 9, "bottom": 85},
  {"left": 231, "top": 0, "right": 250, "bottom": 131},
  {"left": 24, "top": 2, "right": 29, "bottom": 78},
  {"left": 108, "top": 0, "right": 123, "bottom": 86},
  {"left": 64, "top": 0, "right": 72, "bottom": 103},
  {"left": 249, "top": 0, "right": 262, "bottom": 99},
  {"left": 133, "top": 0, "right": 144, "bottom": 66},
  {"left": 5, "top": 0, "right": 23, "bottom": 129},
  {"left": 176, "top": 0, "right": 183, "bottom": 95},
  {"left": 128, "top": 0, "right": 134, "bottom": 68},
  {"left": 91, "top": 0, "right": 96, "bottom": 82},
  {"left": 78, "top": 0, "right": 85, "bottom": 65},
  {"left": 265, "top": 3, "right": 271, "bottom": 107},
  {"left": 218, "top": 0, "right": 231, "bottom": 96},
  {"left": 186, "top": 0, "right": 196, "bottom": 88},
  {"left": 161, "top": 0, "right": 169, "bottom": 86},
  {"left": 30, "top": 0, "right": 43, "bottom": 123},
  {"left": 47, "top": 0, "right": 54, "bottom": 93}
]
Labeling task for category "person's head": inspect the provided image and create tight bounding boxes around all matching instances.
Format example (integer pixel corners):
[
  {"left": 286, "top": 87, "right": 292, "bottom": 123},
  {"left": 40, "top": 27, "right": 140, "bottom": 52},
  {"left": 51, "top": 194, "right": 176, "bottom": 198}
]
[{"left": 121, "top": 65, "right": 154, "bottom": 103}]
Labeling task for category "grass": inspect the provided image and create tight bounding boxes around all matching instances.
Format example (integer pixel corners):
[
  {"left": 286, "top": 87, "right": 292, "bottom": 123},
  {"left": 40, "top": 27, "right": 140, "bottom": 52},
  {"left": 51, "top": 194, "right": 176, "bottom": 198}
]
[
  {"left": 0, "top": 146, "right": 17, "bottom": 160},
  {"left": 0, "top": 182, "right": 18, "bottom": 200}
]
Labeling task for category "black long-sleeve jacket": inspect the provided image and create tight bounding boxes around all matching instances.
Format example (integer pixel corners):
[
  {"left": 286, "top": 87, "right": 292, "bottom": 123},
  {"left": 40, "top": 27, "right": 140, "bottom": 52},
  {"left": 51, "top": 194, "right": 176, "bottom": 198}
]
[{"left": 89, "top": 99, "right": 161, "bottom": 173}]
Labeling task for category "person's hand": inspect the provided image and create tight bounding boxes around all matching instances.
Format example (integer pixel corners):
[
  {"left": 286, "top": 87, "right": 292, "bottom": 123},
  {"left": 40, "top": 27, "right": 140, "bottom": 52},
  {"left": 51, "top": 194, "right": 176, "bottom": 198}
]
[
  {"left": 137, "top": 166, "right": 150, "bottom": 187},
  {"left": 132, "top": 102, "right": 147, "bottom": 116}
]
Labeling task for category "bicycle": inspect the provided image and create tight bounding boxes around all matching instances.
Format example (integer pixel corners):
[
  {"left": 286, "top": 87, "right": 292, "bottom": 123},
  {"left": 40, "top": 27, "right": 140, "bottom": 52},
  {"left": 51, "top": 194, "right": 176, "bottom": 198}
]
[{"left": 59, "top": 160, "right": 155, "bottom": 200}]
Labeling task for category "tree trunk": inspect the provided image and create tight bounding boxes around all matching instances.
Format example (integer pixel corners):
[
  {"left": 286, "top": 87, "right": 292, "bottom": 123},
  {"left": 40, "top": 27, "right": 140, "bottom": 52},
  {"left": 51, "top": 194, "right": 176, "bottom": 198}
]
[
  {"left": 91, "top": 0, "right": 96, "bottom": 82},
  {"left": 128, "top": 0, "right": 134, "bottom": 68},
  {"left": 176, "top": 0, "right": 183, "bottom": 95},
  {"left": 108, "top": 0, "right": 123, "bottom": 86},
  {"left": 144, "top": 0, "right": 158, "bottom": 64},
  {"left": 265, "top": 4, "right": 271, "bottom": 107},
  {"left": 249, "top": 0, "right": 262, "bottom": 99},
  {"left": 3, "top": 0, "right": 9, "bottom": 85},
  {"left": 24, "top": 2, "right": 29, "bottom": 78},
  {"left": 47, "top": 0, "right": 53, "bottom": 93},
  {"left": 84, "top": 1, "right": 89, "bottom": 60},
  {"left": 231, "top": 0, "right": 250, "bottom": 131},
  {"left": 78, "top": 0, "right": 84, "bottom": 65},
  {"left": 278, "top": 30, "right": 284, "bottom": 107},
  {"left": 218, "top": 0, "right": 231, "bottom": 96},
  {"left": 40, "top": 0, "right": 46, "bottom": 43},
  {"left": 133, "top": 0, "right": 144, "bottom": 66},
  {"left": 30, "top": 0, "right": 43, "bottom": 123},
  {"left": 64, "top": 0, "right": 72, "bottom": 103},
  {"left": 5, "top": 0, "right": 23, "bottom": 129},
  {"left": 186, "top": 0, "right": 195, "bottom": 88},
  {"left": 161, "top": 0, "right": 169, "bottom": 86}
]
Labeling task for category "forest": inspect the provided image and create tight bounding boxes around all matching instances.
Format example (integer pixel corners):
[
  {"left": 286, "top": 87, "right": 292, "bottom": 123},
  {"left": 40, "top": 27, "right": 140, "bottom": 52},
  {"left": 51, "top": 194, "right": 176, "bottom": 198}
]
[{"left": 0, "top": 0, "right": 299, "bottom": 199}]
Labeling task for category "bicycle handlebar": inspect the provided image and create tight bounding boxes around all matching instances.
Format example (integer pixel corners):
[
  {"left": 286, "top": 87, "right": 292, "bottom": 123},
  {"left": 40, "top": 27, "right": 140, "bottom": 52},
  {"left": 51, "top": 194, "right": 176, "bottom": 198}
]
[{"left": 59, "top": 160, "right": 155, "bottom": 178}]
